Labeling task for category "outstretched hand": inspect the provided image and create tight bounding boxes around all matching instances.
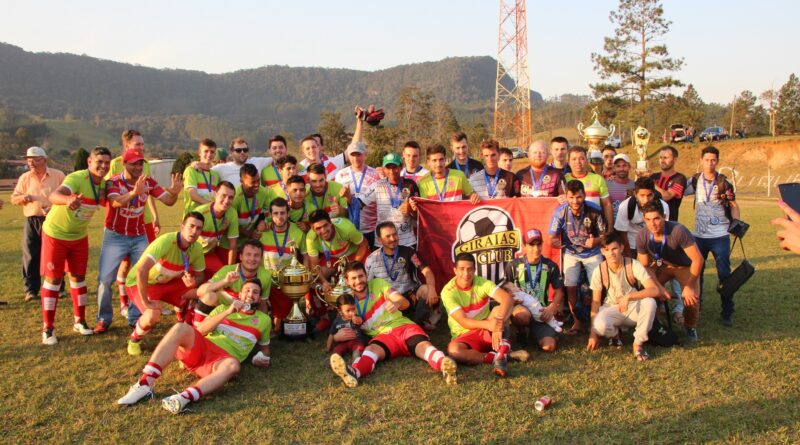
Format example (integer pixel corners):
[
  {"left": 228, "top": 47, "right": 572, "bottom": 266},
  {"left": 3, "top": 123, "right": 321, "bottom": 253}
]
[{"left": 772, "top": 201, "right": 800, "bottom": 255}]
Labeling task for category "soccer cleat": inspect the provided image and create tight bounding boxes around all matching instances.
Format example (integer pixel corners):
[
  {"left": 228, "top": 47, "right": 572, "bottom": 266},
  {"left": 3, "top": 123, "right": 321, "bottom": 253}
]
[
  {"left": 493, "top": 354, "right": 509, "bottom": 378},
  {"left": 509, "top": 349, "right": 530, "bottom": 362},
  {"left": 24, "top": 292, "right": 38, "bottom": 302},
  {"left": 161, "top": 394, "right": 190, "bottom": 414},
  {"left": 73, "top": 321, "right": 94, "bottom": 336},
  {"left": 608, "top": 337, "right": 624, "bottom": 348},
  {"left": 329, "top": 353, "right": 358, "bottom": 388},
  {"left": 93, "top": 321, "right": 109, "bottom": 335},
  {"left": 120, "top": 305, "right": 129, "bottom": 318},
  {"left": 127, "top": 340, "right": 142, "bottom": 356},
  {"left": 117, "top": 382, "right": 153, "bottom": 405},
  {"left": 686, "top": 328, "right": 699, "bottom": 342},
  {"left": 441, "top": 356, "right": 458, "bottom": 385},
  {"left": 42, "top": 329, "right": 58, "bottom": 346}
]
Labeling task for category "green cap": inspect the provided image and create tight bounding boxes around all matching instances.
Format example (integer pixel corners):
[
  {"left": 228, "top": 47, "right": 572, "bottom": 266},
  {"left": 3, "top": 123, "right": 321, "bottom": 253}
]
[{"left": 382, "top": 152, "right": 402, "bottom": 167}]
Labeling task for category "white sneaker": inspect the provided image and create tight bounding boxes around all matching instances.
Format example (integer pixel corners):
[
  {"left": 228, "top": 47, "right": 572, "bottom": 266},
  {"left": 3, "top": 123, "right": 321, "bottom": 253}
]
[
  {"left": 120, "top": 305, "right": 129, "bottom": 318},
  {"left": 117, "top": 383, "right": 153, "bottom": 405},
  {"left": 73, "top": 322, "right": 94, "bottom": 336},
  {"left": 42, "top": 329, "right": 58, "bottom": 346},
  {"left": 161, "top": 394, "right": 190, "bottom": 414}
]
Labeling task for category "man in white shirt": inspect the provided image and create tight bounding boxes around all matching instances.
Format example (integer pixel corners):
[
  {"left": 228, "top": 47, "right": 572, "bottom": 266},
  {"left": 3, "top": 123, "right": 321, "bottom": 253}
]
[
  {"left": 211, "top": 137, "right": 271, "bottom": 186},
  {"left": 614, "top": 176, "right": 670, "bottom": 256}
]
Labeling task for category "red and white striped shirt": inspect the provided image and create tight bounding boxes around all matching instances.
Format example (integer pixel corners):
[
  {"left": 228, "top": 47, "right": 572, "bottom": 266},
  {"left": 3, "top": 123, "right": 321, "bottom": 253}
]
[{"left": 105, "top": 174, "right": 166, "bottom": 236}]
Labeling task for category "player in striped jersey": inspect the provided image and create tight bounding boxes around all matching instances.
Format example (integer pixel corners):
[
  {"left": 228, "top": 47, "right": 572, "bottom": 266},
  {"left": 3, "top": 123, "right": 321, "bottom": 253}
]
[
  {"left": 468, "top": 139, "right": 519, "bottom": 199},
  {"left": 329, "top": 261, "right": 457, "bottom": 388},
  {"left": 306, "top": 210, "right": 369, "bottom": 295},
  {"left": 415, "top": 144, "right": 479, "bottom": 204},
  {"left": 298, "top": 134, "right": 345, "bottom": 181},
  {"left": 232, "top": 164, "right": 269, "bottom": 247},
  {"left": 183, "top": 138, "right": 220, "bottom": 215},
  {"left": 400, "top": 141, "right": 429, "bottom": 182},
  {"left": 305, "top": 163, "right": 348, "bottom": 218},
  {"left": 117, "top": 278, "right": 271, "bottom": 414},
  {"left": 359, "top": 153, "right": 420, "bottom": 248},
  {"left": 265, "top": 155, "right": 299, "bottom": 203},
  {"left": 285, "top": 175, "right": 310, "bottom": 232},
  {"left": 195, "top": 181, "right": 239, "bottom": 277}
]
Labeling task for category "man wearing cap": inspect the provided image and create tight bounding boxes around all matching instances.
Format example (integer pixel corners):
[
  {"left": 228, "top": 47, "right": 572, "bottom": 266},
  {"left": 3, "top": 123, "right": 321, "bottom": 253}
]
[
  {"left": 589, "top": 151, "right": 605, "bottom": 176},
  {"left": 606, "top": 153, "right": 635, "bottom": 220},
  {"left": 360, "top": 152, "right": 420, "bottom": 248},
  {"left": 502, "top": 228, "right": 565, "bottom": 352},
  {"left": 11, "top": 147, "right": 65, "bottom": 302},
  {"left": 335, "top": 122, "right": 381, "bottom": 247},
  {"left": 94, "top": 148, "right": 183, "bottom": 333},
  {"left": 211, "top": 137, "right": 272, "bottom": 187}
]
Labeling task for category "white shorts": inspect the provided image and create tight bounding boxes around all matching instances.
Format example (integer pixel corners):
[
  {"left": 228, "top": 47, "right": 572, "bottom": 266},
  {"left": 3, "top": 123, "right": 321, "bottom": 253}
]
[{"left": 562, "top": 252, "right": 603, "bottom": 287}]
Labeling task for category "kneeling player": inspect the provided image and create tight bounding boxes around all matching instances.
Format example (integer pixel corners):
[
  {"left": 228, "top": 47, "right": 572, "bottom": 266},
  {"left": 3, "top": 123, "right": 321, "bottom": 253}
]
[
  {"left": 118, "top": 278, "right": 271, "bottom": 414},
  {"left": 329, "top": 261, "right": 457, "bottom": 388}
]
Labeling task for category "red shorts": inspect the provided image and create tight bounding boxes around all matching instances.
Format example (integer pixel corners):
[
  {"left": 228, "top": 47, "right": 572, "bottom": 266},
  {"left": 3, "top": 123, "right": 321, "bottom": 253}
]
[
  {"left": 369, "top": 323, "right": 429, "bottom": 359},
  {"left": 269, "top": 287, "right": 295, "bottom": 320},
  {"left": 332, "top": 339, "right": 366, "bottom": 356},
  {"left": 40, "top": 233, "right": 89, "bottom": 279},
  {"left": 176, "top": 328, "right": 234, "bottom": 377},
  {"left": 127, "top": 280, "right": 194, "bottom": 311},
  {"left": 204, "top": 246, "right": 230, "bottom": 278},
  {"left": 144, "top": 222, "right": 157, "bottom": 243},
  {"left": 450, "top": 329, "right": 494, "bottom": 353}
]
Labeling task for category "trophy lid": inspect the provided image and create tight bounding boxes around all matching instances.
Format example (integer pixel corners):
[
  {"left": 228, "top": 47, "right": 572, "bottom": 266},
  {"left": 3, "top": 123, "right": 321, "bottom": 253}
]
[{"left": 579, "top": 108, "right": 611, "bottom": 139}]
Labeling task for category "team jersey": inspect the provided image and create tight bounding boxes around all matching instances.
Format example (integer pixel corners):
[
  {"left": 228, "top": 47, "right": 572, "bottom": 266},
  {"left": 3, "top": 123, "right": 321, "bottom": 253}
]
[
  {"left": 468, "top": 168, "right": 519, "bottom": 199},
  {"left": 441, "top": 275, "right": 499, "bottom": 339},
  {"left": 355, "top": 278, "right": 414, "bottom": 337},
  {"left": 304, "top": 181, "right": 348, "bottom": 216},
  {"left": 107, "top": 157, "right": 154, "bottom": 224},
  {"left": 305, "top": 217, "right": 363, "bottom": 264},
  {"left": 42, "top": 170, "right": 107, "bottom": 241},
  {"left": 690, "top": 173, "right": 735, "bottom": 239},
  {"left": 365, "top": 246, "right": 425, "bottom": 295},
  {"left": 287, "top": 202, "right": 310, "bottom": 227},
  {"left": 548, "top": 202, "right": 607, "bottom": 258},
  {"left": 447, "top": 158, "right": 484, "bottom": 177},
  {"left": 417, "top": 169, "right": 473, "bottom": 201},
  {"left": 183, "top": 166, "right": 220, "bottom": 215},
  {"left": 232, "top": 186, "right": 269, "bottom": 233},
  {"left": 359, "top": 178, "right": 420, "bottom": 247},
  {"left": 105, "top": 173, "right": 166, "bottom": 236},
  {"left": 209, "top": 264, "right": 273, "bottom": 300},
  {"left": 606, "top": 178, "right": 634, "bottom": 219},
  {"left": 401, "top": 166, "right": 429, "bottom": 183},
  {"left": 205, "top": 305, "right": 272, "bottom": 362},
  {"left": 195, "top": 202, "right": 240, "bottom": 253},
  {"left": 260, "top": 162, "right": 306, "bottom": 188},
  {"left": 299, "top": 153, "right": 345, "bottom": 181},
  {"left": 502, "top": 257, "right": 563, "bottom": 306},
  {"left": 516, "top": 166, "right": 565, "bottom": 198},
  {"left": 266, "top": 183, "right": 289, "bottom": 203},
  {"left": 651, "top": 172, "right": 687, "bottom": 221},
  {"left": 335, "top": 166, "right": 381, "bottom": 233},
  {"left": 614, "top": 198, "right": 670, "bottom": 249},
  {"left": 260, "top": 222, "right": 306, "bottom": 270},
  {"left": 126, "top": 231, "right": 205, "bottom": 287},
  {"left": 566, "top": 171, "right": 609, "bottom": 207}
]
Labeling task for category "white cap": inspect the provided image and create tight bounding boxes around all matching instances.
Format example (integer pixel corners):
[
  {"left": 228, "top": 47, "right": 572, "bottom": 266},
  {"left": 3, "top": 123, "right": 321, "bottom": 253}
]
[
  {"left": 612, "top": 153, "right": 631, "bottom": 164},
  {"left": 345, "top": 141, "right": 366, "bottom": 156},
  {"left": 26, "top": 146, "right": 47, "bottom": 158}
]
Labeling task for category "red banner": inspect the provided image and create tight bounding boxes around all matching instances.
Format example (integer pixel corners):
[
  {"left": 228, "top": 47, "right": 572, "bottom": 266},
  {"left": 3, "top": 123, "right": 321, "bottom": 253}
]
[{"left": 416, "top": 197, "right": 562, "bottom": 292}]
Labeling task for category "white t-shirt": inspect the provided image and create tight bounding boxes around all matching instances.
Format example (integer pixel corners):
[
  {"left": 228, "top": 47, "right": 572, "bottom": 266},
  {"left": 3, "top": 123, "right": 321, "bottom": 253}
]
[
  {"left": 590, "top": 259, "right": 651, "bottom": 306},
  {"left": 614, "top": 197, "right": 670, "bottom": 250},
  {"left": 300, "top": 154, "right": 346, "bottom": 182},
  {"left": 212, "top": 157, "right": 272, "bottom": 187}
]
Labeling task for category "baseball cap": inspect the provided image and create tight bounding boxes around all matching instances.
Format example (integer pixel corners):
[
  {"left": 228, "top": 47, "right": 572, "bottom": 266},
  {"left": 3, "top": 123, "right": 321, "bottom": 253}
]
[
  {"left": 612, "top": 153, "right": 631, "bottom": 164},
  {"left": 382, "top": 152, "right": 402, "bottom": 167},
  {"left": 589, "top": 151, "right": 603, "bottom": 164},
  {"left": 523, "top": 228, "right": 543, "bottom": 245},
  {"left": 25, "top": 146, "right": 47, "bottom": 158},
  {"left": 345, "top": 141, "right": 366, "bottom": 157},
  {"left": 122, "top": 148, "right": 145, "bottom": 163}
]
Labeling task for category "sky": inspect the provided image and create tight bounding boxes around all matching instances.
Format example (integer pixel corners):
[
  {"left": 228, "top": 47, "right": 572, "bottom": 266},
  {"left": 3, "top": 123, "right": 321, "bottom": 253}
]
[{"left": 1, "top": 0, "right": 796, "bottom": 104}]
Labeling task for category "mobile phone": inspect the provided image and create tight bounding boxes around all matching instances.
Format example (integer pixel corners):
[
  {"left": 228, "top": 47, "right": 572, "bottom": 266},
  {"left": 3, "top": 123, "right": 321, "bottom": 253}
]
[{"left": 778, "top": 183, "right": 800, "bottom": 214}]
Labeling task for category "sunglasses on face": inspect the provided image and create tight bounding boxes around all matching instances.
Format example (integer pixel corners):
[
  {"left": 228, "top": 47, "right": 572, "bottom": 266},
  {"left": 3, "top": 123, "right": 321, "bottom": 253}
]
[{"left": 233, "top": 148, "right": 249, "bottom": 153}]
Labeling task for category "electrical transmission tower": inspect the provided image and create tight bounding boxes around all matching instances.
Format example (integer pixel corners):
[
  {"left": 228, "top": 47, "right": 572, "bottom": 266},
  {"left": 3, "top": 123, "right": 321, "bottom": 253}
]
[{"left": 493, "top": 0, "right": 532, "bottom": 149}]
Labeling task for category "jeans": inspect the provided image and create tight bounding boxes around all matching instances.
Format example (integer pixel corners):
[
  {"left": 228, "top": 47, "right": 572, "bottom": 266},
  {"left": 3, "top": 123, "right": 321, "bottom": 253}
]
[
  {"left": 22, "top": 216, "right": 45, "bottom": 295},
  {"left": 695, "top": 235, "right": 733, "bottom": 317},
  {"left": 96, "top": 229, "right": 148, "bottom": 326}
]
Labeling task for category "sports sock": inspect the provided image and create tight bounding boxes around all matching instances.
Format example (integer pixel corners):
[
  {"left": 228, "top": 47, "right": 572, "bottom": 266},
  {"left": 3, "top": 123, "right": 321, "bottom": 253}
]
[
  {"left": 495, "top": 339, "right": 510, "bottom": 360},
  {"left": 41, "top": 281, "right": 60, "bottom": 331},
  {"left": 351, "top": 350, "right": 378, "bottom": 378},
  {"left": 69, "top": 281, "right": 88, "bottom": 323},
  {"left": 138, "top": 362, "right": 162, "bottom": 387},
  {"left": 130, "top": 319, "right": 151, "bottom": 341},
  {"left": 118, "top": 279, "right": 129, "bottom": 307},
  {"left": 422, "top": 346, "right": 445, "bottom": 371},
  {"left": 483, "top": 351, "right": 497, "bottom": 364},
  {"left": 180, "top": 385, "right": 202, "bottom": 402}
]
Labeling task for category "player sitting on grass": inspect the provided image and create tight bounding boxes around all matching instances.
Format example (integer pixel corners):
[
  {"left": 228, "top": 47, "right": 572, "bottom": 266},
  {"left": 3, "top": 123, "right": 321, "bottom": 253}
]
[{"left": 118, "top": 278, "right": 271, "bottom": 414}]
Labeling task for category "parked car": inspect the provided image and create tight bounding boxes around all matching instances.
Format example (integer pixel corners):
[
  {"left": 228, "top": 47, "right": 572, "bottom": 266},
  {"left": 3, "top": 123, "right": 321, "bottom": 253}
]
[
  {"left": 699, "top": 126, "right": 729, "bottom": 142},
  {"left": 670, "top": 124, "right": 689, "bottom": 143},
  {"left": 511, "top": 147, "right": 526, "bottom": 159},
  {"left": 605, "top": 136, "right": 621, "bottom": 148}
]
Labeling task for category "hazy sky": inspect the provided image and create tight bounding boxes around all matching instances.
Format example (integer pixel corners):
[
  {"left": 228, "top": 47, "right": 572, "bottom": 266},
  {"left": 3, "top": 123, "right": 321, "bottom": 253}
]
[{"left": 1, "top": 0, "right": 796, "bottom": 103}]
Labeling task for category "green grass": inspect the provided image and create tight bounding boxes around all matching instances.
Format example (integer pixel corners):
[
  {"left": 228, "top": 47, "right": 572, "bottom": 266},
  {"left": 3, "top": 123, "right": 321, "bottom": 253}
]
[{"left": 0, "top": 196, "right": 798, "bottom": 444}]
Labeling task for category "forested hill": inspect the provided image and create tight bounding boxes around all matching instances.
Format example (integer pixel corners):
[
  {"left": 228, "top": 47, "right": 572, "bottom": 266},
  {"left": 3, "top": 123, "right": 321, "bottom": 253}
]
[{"left": 0, "top": 42, "right": 541, "bottom": 137}]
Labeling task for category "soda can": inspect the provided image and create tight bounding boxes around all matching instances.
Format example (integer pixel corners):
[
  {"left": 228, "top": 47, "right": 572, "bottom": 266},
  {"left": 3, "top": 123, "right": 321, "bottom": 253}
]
[{"left": 534, "top": 396, "right": 552, "bottom": 411}]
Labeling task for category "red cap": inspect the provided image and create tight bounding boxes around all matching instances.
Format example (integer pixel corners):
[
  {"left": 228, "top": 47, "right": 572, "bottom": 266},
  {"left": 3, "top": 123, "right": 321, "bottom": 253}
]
[
  {"left": 523, "top": 228, "right": 543, "bottom": 245},
  {"left": 123, "top": 148, "right": 145, "bottom": 163}
]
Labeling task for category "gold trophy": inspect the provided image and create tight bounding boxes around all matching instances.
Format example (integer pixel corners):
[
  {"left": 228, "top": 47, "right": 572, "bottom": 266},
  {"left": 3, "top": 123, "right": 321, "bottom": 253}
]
[
  {"left": 273, "top": 240, "right": 316, "bottom": 338},
  {"left": 314, "top": 257, "right": 352, "bottom": 308},
  {"left": 577, "top": 107, "right": 616, "bottom": 156},
  {"left": 633, "top": 126, "right": 651, "bottom": 174}
]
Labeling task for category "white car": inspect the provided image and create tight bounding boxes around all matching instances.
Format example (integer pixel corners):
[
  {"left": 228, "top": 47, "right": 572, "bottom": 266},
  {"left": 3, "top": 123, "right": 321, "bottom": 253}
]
[{"left": 605, "top": 136, "right": 622, "bottom": 148}]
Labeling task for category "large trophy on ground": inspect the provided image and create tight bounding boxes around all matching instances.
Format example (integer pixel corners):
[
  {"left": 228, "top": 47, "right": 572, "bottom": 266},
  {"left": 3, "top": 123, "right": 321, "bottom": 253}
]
[
  {"left": 633, "top": 126, "right": 651, "bottom": 174},
  {"left": 577, "top": 107, "right": 616, "bottom": 156},
  {"left": 273, "top": 241, "right": 316, "bottom": 339}
]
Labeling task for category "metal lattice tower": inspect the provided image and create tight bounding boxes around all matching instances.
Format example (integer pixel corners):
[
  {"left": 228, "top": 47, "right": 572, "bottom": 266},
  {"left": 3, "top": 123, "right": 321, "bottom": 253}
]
[{"left": 493, "top": 0, "right": 532, "bottom": 149}]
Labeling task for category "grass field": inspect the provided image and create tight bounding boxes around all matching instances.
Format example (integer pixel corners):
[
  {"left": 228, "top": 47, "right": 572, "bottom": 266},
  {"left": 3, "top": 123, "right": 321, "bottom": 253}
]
[{"left": 0, "top": 195, "right": 798, "bottom": 444}]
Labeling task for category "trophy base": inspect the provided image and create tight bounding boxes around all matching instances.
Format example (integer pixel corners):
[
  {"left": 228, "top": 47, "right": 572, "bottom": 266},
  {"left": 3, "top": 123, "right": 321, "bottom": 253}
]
[
  {"left": 282, "top": 302, "right": 309, "bottom": 340},
  {"left": 636, "top": 160, "right": 649, "bottom": 174}
]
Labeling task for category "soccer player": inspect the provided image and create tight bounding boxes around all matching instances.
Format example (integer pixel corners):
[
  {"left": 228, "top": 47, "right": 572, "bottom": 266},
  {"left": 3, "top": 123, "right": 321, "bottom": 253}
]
[
  {"left": 285, "top": 175, "right": 310, "bottom": 232},
  {"left": 359, "top": 153, "right": 420, "bottom": 248},
  {"left": 195, "top": 181, "right": 239, "bottom": 277},
  {"left": 650, "top": 145, "right": 687, "bottom": 222},
  {"left": 606, "top": 153, "right": 635, "bottom": 219},
  {"left": 549, "top": 136, "right": 571, "bottom": 175},
  {"left": 117, "top": 278, "right": 271, "bottom": 414},
  {"left": 232, "top": 164, "right": 269, "bottom": 246},
  {"left": 306, "top": 210, "right": 369, "bottom": 294},
  {"left": 94, "top": 148, "right": 182, "bottom": 334},
  {"left": 260, "top": 135, "right": 296, "bottom": 187},
  {"left": 469, "top": 139, "right": 519, "bottom": 199},
  {"left": 305, "top": 162, "right": 348, "bottom": 219},
  {"left": 416, "top": 144, "right": 479, "bottom": 204},
  {"left": 637, "top": 203, "right": 703, "bottom": 341},
  {"left": 498, "top": 147, "right": 514, "bottom": 172},
  {"left": 566, "top": 146, "right": 614, "bottom": 232},
  {"left": 447, "top": 131, "right": 484, "bottom": 176},
  {"left": 39, "top": 146, "right": 111, "bottom": 345},
  {"left": 267, "top": 156, "right": 299, "bottom": 202},
  {"left": 441, "top": 253, "right": 518, "bottom": 377},
  {"left": 548, "top": 180, "right": 607, "bottom": 335},
  {"left": 125, "top": 212, "right": 206, "bottom": 355},
  {"left": 366, "top": 222, "right": 438, "bottom": 329},
  {"left": 335, "top": 141, "right": 380, "bottom": 246},
  {"left": 299, "top": 134, "right": 345, "bottom": 181},
  {"left": 328, "top": 261, "right": 457, "bottom": 388},
  {"left": 400, "top": 141, "right": 429, "bottom": 182},
  {"left": 183, "top": 138, "right": 220, "bottom": 215},
  {"left": 613, "top": 176, "right": 670, "bottom": 256},
  {"left": 516, "top": 140, "right": 566, "bottom": 198}
]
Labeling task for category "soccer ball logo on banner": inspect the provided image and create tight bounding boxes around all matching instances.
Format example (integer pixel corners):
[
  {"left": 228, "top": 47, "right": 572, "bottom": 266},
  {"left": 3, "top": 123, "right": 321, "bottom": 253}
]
[{"left": 452, "top": 206, "right": 521, "bottom": 283}]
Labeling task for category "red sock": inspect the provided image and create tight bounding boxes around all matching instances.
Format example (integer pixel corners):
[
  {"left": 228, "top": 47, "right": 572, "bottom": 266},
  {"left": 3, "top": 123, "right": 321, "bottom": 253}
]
[
  {"left": 69, "top": 281, "right": 88, "bottom": 323},
  {"left": 180, "top": 385, "right": 202, "bottom": 402},
  {"left": 483, "top": 352, "right": 497, "bottom": 364},
  {"left": 130, "top": 319, "right": 151, "bottom": 341},
  {"left": 423, "top": 346, "right": 445, "bottom": 371},
  {"left": 138, "top": 362, "right": 162, "bottom": 387},
  {"left": 118, "top": 279, "right": 129, "bottom": 306},
  {"left": 41, "top": 281, "right": 60, "bottom": 331},
  {"left": 351, "top": 350, "right": 378, "bottom": 378},
  {"left": 496, "top": 340, "right": 510, "bottom": 358}
]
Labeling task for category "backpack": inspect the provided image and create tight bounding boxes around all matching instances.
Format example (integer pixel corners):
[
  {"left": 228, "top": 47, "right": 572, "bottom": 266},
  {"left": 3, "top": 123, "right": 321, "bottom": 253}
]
[
  {"left": 626, "top": 194, "right": 664, "bottom": 221},
  {"left": 691, "top": 173, "right": 733, "bottom": 221},
  {"left": 599, "top": 257, "right": 640, "bottom": 302}
]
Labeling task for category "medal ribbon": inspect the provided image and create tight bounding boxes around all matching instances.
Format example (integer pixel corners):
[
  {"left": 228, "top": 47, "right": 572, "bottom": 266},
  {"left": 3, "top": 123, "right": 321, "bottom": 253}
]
[
  {"left": 289, "top": 203, "right": 306, "bottom": 223},
  {"left": 524, "top": 258, "right": 544, "bottom": 293},
  {"left": 567, "top": 207, "right": 584, "bottom": 238},
  {"left": 356, "top": 290, "right": 370, "bottom": 318},
  {"left": 87, "top": 173, "right": 100, "bottom": 205},
  {"left": 272, "top": 163, "right": 285, "bottom": 191},
  {"left": 528, "top": 166, "right": 549, "bottom": 193},
  {"left": 311, "top": 184, "right": 328, "bottom": 211},
  {"left": 199, "top": 169, "right": 213, "bottom": 195},
  {"left": 702, "top": 173, "right": 718, "bottom": 204},
  {"left": 244, "top": 193, "right": 258, "bottom": 222},
  {"left": 432, "top": 170, "right": 449, "bottom": 202},
  {"left": 484, "top": 169, "right": 500, "bottom": 198},
  {"left": 210, "top": 205, "right": 222, "bottom": 240},
  {"left": 454, "top": 160, "right": 469, "bottom": 176},
  {"left": 650, "top": 225, "right": 667, "bottom": 264},
  {"left": 388, "top": 180, "right": 403, "bottom": 208},
  {"left": 381, "top": 248, "right": 400, "bottom": 281},
  {"left": 177, "top": 233, "right": 190, "bottom": 273},
  {"left": 272, "top": 225, "right": 290, "bottom": 257}
]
